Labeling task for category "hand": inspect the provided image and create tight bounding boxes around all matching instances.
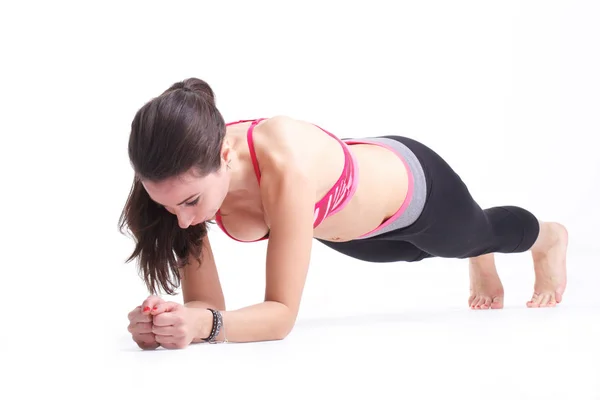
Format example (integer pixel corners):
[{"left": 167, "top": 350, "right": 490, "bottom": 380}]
[
  {"left": 149, "top": 301, "right": 203, "bottom": 349},
  {"left": 127, "top": 295, "right": 166, "bottom": 350}
]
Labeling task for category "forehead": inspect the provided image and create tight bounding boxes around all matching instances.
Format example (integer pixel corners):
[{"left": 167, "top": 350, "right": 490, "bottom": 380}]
[{"left": 142, "top": 172, "right": 203, "bottom": 205}]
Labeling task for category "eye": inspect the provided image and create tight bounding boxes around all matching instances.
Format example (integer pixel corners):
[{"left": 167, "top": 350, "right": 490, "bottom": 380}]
[{"left": 185, "top": 197, "right": 200, "bottom": 206}]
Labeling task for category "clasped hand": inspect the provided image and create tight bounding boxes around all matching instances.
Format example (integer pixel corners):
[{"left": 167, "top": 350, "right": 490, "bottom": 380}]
[{"left": 127, "top": 295, "right": 199, "bottom": 350}]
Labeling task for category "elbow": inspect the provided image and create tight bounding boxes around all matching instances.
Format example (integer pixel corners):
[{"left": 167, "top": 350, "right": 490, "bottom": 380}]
[
  {"left": 271, "top": 305, "right": 297, "bottom": 341},
  {"left": 274, "top": 322, "right": 295, "bottom": 341}
]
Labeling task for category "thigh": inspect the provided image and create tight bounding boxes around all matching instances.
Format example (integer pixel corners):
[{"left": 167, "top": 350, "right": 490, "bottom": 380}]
[
  {"left": 316, "top": 237, "right": 434, "bottom": 263},
  {"left": 382, "top": 135, "right": 495, "bottom": 258}
]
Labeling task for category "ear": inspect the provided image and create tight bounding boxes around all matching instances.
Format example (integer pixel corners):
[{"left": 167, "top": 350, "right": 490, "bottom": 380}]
[{"left": 220, "top": 140, "right": 232, "bottom": 165}]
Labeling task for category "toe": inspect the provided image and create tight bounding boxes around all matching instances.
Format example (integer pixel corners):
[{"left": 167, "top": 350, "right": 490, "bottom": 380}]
[
  {"left": 481, "top": 297, "right": 492, "bottom": 309},
  {"left": 545, "top": 293, "right": 557, "bottom": 307},
  {"left": 475, "top": 297, "right": 486, "bottom": 309},
  {"left": 555, "top": 291, "right": 563, "bottom": 304},
  {"left": 491, "top": 296, "right": 503, "bottom": 309},
  {"left": 469, "top": 296, "right": 478, "bottom": 309},
  {"left": 527, "top": 293, "right": 541, "bottom": 308},
  {"left": 539, "top": 294, "right": 551, "bottom": 307},
  {"left": 469, "top": 296, "right": 477, "bottom": 309},
  {"left": 468, "top": 294, "right": 476, "bottom": 307},
  {"left": 471, "top": 296, "right": 482, "bottom": 309}
]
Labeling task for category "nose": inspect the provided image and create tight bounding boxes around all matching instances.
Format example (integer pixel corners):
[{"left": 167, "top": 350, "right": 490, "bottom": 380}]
[{"left": 177, "top": 211, "right": 195, "bottom": 229}]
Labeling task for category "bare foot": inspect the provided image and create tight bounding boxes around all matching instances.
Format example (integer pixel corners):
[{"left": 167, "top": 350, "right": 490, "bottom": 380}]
[
  {"left": 468, "top": 253, "right": 504, "bottom": 310},
  {"left": 527, "top": 221, "right": 568, "bottom": 307}
]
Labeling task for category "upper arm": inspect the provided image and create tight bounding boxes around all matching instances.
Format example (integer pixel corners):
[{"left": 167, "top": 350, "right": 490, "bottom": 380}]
[
  {"left": 180, "top": 234, "right": 226, "bottom": 310},
  {"left": 253, "top": 116, "right": 317, "bottom": 319}
]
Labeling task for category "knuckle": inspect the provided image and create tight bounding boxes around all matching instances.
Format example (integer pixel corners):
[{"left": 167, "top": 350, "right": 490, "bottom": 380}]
[
  {"left": 147, "top": 295, "right": 164, "bottom": 304},
  {"left": 137, "top": 340, "right": 158, "bottom": 350},
  {"left": 128, "top": 308, "right": 139, "bottom": 320},
  {"left": 141, "top": 314, "right": 152, "bottom": 323}
]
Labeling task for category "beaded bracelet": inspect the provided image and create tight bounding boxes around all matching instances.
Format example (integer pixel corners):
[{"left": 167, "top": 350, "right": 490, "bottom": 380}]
[{"left": 203, "top": 309, "right": 227, "bottom": 343}]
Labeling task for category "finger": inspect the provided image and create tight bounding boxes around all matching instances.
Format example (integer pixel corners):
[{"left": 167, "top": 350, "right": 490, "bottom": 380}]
[
  {"left": 155, "top": 336, "right": 188, "bottom": 350},
  {"left": 129, "top": 308, "right": 153, "bottom": 323},
  {"left": 159, "top": 342, "right": 184, "bottom": 350},
  {"left": 137, "top": 341, "right": 160, "bottom": 350},
  {"left": 134, "top": 332, "right": 157, "bottom": 343},
  {"left": 128, "top": 306, "right": 141, "bottom": 320},
  {"left": 151, "top": 325, "right": 173, "bottom": 336},
  {"left": 153, "top": 309, "right": 185, "bottom": 327},
  {"left": 152, "top": 324, "right": 188, "bottom": 337},
  {"left": 167, "top": 341, "right": 189, "bottom": 350},
  {"left": 128, "top": 306, "right": 151, "bottom": 322},
  {"left": 141, "top": 295, "right": 166, "bottom": 313},
  {"left": 150, "top": 301, "right": 182, "bottom": 316},
  {"left": 128, "top": 322, "right": 153, "bottom": 334},
  {"left": 155, "top": 334, "right": 176, "bottom": 345},
  {"left": 134, "top": 333, "right": 160, "bottom": 350}
]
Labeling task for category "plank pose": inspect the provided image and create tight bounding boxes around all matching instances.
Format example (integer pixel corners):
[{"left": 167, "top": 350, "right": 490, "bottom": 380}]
[{"left": 121, "top": 78, "right": 568, "bottom": 349}]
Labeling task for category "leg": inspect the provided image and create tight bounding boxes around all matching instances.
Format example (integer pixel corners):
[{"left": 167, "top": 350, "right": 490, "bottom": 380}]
[
  {"left": 316, "top": 238, "right": 434, "bottom": 263},
  {"left": 380, "top": 136, "right": 567, "bottom": 308},
  {"left": 379, "top": 136, "right": 543, "bottom": 258}
]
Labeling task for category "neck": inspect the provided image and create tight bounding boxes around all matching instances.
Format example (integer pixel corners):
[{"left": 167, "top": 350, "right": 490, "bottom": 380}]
[{"left": 223, "top": 136, "right": 257, "bottom": 197}]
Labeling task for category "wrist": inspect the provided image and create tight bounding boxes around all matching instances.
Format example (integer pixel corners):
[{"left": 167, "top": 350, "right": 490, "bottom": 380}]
[{"left": 191, "top": 308, "right": 214, "bottom": 343}]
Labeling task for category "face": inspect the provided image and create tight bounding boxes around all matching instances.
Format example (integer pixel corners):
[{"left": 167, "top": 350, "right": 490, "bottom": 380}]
[{"left": 142, "top": 164, "right": 230, "bottom": 229}]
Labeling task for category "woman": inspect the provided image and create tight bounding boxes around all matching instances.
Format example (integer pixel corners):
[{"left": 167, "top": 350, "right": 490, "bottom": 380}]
[{"left": 121, "top": 78, "right": 568, "bottom": 350}]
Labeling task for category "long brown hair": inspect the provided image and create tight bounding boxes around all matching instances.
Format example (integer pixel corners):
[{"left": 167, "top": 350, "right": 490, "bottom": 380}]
[{"left": 118, "top": 78, "right": 226, "bottom": 295}]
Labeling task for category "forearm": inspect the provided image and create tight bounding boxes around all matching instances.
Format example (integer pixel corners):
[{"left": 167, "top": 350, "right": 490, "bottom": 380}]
[
  {"left": 185, "top": 300, "right": 220, "bottom": 310},
  {"left": 188, "top": 301, "right": 295, "bottom": 343}
]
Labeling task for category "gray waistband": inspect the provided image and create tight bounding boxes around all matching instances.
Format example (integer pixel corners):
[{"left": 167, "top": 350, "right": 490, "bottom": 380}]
[{"left": 354, "top": 137, "right": 427, "bottom": 239}]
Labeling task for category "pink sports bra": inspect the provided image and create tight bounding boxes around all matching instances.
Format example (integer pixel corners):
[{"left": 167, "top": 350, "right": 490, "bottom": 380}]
[{"left": 214, "top": 118, "right": 359, "bottom": 242}]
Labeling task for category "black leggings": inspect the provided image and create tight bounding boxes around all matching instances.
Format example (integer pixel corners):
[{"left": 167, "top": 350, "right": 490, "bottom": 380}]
[{"left": 317, "top": 135, "right": 540, "bottom": 262}]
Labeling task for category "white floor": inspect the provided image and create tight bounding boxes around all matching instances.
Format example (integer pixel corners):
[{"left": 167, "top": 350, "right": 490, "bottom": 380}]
[{"left": 103, "top": 249, "right": 599, "bottom": 400}]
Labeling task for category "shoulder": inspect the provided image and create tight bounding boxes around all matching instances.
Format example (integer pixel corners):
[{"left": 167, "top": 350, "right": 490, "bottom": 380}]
[
  {"left": 252, "top": 115, "right": 308, "bottom": 167},
  {"left": 256, "top": 115, "right": 302, "bottom": 142},
  {"left": 253, "top": 116, "right": 317, "bottom": 203}
]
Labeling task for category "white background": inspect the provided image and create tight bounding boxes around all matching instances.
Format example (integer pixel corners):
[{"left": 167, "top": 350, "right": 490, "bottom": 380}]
[{"left": 1, "top": 1, "right": 599, "bottom": 399}]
